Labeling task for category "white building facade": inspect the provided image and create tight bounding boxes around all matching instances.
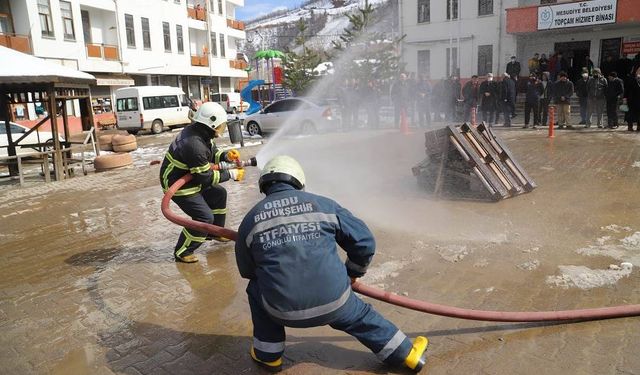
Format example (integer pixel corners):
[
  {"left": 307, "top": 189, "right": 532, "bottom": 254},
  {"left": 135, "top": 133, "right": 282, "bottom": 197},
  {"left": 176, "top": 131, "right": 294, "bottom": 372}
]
[
  {"left": 400, "top": 0, "right": 519, "bottom": 80},
  {"left": 1, "top": 0, "right": 247, "bottom": 115}
]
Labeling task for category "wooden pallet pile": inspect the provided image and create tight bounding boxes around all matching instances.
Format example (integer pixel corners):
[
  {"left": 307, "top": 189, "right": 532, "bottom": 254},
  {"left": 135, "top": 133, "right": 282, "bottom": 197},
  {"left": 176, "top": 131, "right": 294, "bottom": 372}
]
[{"left": 412, "top": 123, "right": 536, "bottom": 201}]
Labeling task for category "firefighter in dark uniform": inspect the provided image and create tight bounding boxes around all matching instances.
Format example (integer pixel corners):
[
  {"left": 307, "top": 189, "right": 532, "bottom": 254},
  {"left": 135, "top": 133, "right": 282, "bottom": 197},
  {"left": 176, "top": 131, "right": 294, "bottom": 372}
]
[
  {"left": 160, "top": 102, "right": 244, "bottom": 263},
  {"left": 235, "top": 155, "right": 428, "bottom": 372}
]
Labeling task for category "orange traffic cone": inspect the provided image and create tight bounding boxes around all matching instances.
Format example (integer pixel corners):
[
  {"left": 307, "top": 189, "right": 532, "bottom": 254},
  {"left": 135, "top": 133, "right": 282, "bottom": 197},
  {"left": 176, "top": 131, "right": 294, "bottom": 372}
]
[{"left": 400, "top": 109, "right": 411, "bottom": 135}]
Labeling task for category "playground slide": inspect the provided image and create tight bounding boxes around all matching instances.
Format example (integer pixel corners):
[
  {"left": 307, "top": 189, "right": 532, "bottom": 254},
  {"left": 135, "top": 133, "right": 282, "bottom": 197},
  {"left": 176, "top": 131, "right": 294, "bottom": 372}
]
[{"left": 241, "top": 79, "right": 265, "bottom": 115}]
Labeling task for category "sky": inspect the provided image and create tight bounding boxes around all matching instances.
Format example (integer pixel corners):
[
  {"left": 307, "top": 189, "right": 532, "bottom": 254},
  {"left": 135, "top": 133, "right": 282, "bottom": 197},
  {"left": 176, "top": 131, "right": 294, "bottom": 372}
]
[{"left": 236, "top": 0, "right": 302, "bottom": 21}]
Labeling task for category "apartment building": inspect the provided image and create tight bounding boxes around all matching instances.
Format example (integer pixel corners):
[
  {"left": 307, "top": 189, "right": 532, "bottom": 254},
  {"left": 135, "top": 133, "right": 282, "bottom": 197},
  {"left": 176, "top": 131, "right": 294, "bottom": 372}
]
[
  {"left": 0, "top": 0, "right": 247, "bottom": 116},
  {"left": 400, "top": 0, "right": 640, "bottom": 80}
]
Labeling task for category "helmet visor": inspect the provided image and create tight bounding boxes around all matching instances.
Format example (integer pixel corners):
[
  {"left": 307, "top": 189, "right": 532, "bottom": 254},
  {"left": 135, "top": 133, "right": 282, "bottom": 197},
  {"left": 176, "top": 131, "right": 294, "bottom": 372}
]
[{"left": 215, "top": 121, "right": 227, "bottom": 135}]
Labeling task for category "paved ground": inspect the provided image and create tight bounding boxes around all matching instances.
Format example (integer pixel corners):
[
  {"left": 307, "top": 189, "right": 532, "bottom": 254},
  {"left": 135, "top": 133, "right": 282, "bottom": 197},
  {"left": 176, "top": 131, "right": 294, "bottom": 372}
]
[{"left": 1, "top": 124, "right": 639, "bottom": 375}]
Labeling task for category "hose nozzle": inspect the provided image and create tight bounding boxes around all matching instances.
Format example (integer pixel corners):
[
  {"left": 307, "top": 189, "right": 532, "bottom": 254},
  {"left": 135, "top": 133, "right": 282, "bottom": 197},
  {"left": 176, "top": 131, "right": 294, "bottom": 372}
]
[{"left": 213, "top": 157, "right": 258, "bottom": 170}]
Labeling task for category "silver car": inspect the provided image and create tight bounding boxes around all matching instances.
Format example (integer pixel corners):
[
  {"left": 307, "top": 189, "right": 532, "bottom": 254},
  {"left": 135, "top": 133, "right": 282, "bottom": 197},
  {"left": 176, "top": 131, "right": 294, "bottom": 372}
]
[{"left": 244, "top": 98, "right": 335, "bottom": 136}]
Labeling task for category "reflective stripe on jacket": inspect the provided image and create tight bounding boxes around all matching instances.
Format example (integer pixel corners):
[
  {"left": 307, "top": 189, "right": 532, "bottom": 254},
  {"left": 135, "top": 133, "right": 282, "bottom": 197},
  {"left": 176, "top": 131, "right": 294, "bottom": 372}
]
[
  {"left": 159, "top": 123, "right": 230, "bottom": 196},
  {"left": 235, "top": 183, "right": 376, "bottom": 322}
]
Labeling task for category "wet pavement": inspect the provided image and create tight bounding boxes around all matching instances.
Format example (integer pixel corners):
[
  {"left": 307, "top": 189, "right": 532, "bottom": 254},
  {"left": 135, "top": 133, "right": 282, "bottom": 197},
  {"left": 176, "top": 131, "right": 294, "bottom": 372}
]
[{"left": 1, "top": 126, "right": 639, "bottom": 374}]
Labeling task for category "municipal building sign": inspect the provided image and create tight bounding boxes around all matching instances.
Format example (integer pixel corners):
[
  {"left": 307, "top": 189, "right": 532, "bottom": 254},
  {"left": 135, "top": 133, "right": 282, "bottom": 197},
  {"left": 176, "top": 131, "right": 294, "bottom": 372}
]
[{"left": 538, "top": 0, "right": 617, "bottom": 30}]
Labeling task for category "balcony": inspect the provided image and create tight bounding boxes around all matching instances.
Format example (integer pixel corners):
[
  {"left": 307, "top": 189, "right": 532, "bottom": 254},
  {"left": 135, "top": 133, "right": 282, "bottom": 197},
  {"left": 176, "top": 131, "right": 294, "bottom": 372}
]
[
  {"left": 229, "top": 59, "right": 247, "bottom": 70},
  {"left": 0, "top": 33, "right": 32, "bottom": 54},
  {"left": 86, "top": 43, "right": 119, "bottom": 61},
  {"left": 191, "top": 55, "right": 209, "bottom": 67},
  {"left": 226, "top": 19, "right": 245, "bottom": 31},
  {"left": 187, "top": 5, "right": 207, "bottom": 21}
]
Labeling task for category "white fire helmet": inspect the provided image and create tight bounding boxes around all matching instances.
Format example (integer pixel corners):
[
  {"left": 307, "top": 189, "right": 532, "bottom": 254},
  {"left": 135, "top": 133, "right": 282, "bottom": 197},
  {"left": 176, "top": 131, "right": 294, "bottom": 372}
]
[
  {"left": 192, "top": 102, "right": 228, "bottom": 135},
  {"left": 259, "top": 155, "right": 306, "bottom": 193}
]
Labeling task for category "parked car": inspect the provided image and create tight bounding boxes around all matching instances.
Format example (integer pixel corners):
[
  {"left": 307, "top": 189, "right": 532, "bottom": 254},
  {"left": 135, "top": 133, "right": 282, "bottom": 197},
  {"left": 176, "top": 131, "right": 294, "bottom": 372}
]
[
  {"left": 211, "top": 92, "right": 249, "bottom": 113},
  {"left": 115, "top": 86, "right": 192, "bottom": 134},
  {"left": 243, "top": 97, "right": 335, "bottom": 136},
  {"left": 0, "top": 122, "right": 62, "bottom": 157}
]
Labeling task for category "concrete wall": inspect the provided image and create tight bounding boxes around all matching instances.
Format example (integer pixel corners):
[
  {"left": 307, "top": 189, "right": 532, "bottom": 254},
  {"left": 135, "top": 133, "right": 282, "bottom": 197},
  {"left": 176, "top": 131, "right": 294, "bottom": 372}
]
[{"left": 401, "top": 0, "right": 518, "bottom": 79}]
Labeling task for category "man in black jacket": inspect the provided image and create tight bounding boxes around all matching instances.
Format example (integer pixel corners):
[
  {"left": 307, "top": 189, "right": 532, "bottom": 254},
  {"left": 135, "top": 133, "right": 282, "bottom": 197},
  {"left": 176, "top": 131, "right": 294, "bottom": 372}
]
[
  {"left": 575, "top": 72, "right": 590, "bottom": 125},
  {"left": 160, "top": 102, "right": 244, "bottom": 263},
  {"left": 479, "top": 73, "right": 499, "bottom": 126},
  {"left": 462, "top": 75, "right": 480, "bottom": 123},
  {"left": 539, "top": 72, "right": 553, "bottom": 127},
  {"left": 524, "top": 74, "right": 543, "bottom": 128},
  {"left": 501, "top": 73, "right": 516, "bottom": 127},
  {"left": 587, "top": 68, "right": 608, "bottom": 128},
  {"left": 553, "top": 71, "right": 574, "bottom": 129},
  {"left": 625, "top": 67, "right": 640, "bottom": 131},
  {"left": 390, "top": 73, "right": 411, "bottom": 128},
  {"left": 605, "top": 72, "right": 625, "bottom": 128}
]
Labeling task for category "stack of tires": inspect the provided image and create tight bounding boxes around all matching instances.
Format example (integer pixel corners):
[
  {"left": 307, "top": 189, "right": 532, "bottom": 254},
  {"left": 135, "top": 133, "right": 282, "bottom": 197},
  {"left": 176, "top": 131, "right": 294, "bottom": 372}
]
[{"left": 94, "top": 133, "right": 138, "bottom": 172}]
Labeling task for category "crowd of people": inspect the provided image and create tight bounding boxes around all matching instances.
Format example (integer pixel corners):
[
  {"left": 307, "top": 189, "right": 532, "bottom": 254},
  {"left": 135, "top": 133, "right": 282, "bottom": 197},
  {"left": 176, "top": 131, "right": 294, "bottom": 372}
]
[{"left": 336, "top": 53, "right": 640, "bottom": 132}]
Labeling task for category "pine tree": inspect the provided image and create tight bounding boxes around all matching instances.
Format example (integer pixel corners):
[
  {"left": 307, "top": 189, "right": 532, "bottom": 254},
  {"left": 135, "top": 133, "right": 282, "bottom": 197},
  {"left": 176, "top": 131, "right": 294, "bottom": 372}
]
[
  {"left": 282, "top": 19, "right": 323, "bottom": 95},
  {"left": 331, "top": 0, "right": 404, "bottom": 84}
]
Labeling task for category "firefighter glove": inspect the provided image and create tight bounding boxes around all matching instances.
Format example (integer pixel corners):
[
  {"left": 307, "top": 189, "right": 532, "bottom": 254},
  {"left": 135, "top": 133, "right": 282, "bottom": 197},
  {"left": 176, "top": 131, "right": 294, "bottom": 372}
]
[
  {"left": 227, "top": 149, "right": 241, "bottom": 162},
  {"left": 229, "top": 168, "right": 245, "bottom": 182}
]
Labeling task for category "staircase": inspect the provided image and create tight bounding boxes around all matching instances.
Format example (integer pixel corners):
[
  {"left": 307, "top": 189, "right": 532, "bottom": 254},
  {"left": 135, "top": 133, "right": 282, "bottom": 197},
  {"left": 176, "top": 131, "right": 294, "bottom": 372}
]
[{"left": 274, "top": 84, "right": 293, "bottom": 100}]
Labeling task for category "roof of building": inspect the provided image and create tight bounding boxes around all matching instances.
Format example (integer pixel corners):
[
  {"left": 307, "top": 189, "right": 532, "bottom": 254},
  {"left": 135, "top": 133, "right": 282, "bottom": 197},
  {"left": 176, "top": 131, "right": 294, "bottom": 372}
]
[{"left": 0, "top": 46, "right": 96, "bottom": 85}]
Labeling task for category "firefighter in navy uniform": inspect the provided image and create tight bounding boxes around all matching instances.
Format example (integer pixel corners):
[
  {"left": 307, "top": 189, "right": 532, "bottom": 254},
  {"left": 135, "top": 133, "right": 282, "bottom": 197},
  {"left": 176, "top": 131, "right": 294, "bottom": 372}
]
[
  {"left": 160, "top": 102, "right": 244, "bottom": 263},
  {"left": 235, "top": 156, "right": 428, "bottom": 372}
]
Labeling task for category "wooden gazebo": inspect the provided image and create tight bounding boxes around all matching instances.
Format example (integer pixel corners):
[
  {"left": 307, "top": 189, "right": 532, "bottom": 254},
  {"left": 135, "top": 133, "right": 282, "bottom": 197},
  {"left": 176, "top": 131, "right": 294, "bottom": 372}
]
[{"left": 0, "top": 46, "right": 96, "bottom": 182}]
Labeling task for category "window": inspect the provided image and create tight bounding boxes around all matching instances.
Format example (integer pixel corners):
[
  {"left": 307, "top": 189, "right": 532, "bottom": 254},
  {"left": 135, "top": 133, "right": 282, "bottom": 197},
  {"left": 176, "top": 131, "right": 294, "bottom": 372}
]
[
  {"left": 478, "top": 0, "right": 493, "bottom": 16},
  {"left": 81, "top": 10, "right": 91, "bottom": 43},
  {"left": 141, "top": 17, "right": 151, "bottom": 49},
  {"left": 116, "top": 98, "right": 138, "bottom": 112},
  {"left": 180, "top": 94, "right": 190, "bottom": 107},
  {"left": 418, "top": 50, "right": 430, "bottom": 78},
  {"left": 210, "top": 32, "right": 217, "bottom": 56},
  {"left": 0, "top": 0, "right": 14, "bottom": 34},
  {"left": 418, "top": 0, "right": 430, "bottom": 23},
  {"left": 142, "top": 95, "right": 179, "bottom": 109},
  {"left": 163, "top": 22, "right": 171, "bottom": 52},
  {"left": 38, "top": 0, "right": 54, "bottom": 37},
  {"left": 125, "top": 14, "right": 135, "bottom": 47},
  {"left": 218, "top": 0, "right": 223, "bottom": 15},
  {"left": 0, "top": 124, "right": 26, "bottom": 134},
  {"left": 176, "top": 25, "right": 184, "bottom": 53},
  {"left": 219, "top": 33, "right": 225, "bottom": 58},
  {"left": 60, "top": 1, "right": 75, "bottom": 40},
  {"left": 447, "top": 0, "right": 458, "bottom": 20},
  {"left": 477, "top": 45, "right": 493, "bottom": 76},
  {"left": 446, "top": 47, "right": 458, "bottom": 77}
]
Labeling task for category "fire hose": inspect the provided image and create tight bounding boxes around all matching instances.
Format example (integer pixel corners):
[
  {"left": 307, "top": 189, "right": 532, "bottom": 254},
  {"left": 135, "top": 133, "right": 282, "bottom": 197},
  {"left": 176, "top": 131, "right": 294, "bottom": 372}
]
[{"left": 161, "top": 162, "right": 640, "bottom": 323}]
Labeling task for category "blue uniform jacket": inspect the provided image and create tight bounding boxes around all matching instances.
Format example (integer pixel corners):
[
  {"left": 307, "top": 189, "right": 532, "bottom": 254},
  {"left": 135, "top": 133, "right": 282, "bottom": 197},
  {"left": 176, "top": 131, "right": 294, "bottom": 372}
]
[{"left": 235, "top": 183, "right": 375, "bottom": 322}]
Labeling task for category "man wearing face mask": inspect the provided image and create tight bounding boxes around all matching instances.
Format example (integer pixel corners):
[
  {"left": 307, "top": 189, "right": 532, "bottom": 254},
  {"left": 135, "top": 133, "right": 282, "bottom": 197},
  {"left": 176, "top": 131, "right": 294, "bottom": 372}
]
[
  {"left": 625, "top": 68, "right": 640, "bottom": 132},
  {"left": 587, "top": 68, "right": 608, "bottom": 128},
  {"left": 575, "top": 71, "right": 590, "bottom": 125}
]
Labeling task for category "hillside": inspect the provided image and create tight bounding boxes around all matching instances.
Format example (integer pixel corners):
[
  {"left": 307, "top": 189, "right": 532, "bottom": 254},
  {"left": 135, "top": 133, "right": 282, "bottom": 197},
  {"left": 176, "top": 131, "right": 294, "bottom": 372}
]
[{"left": 240, "top": 0, "right": 397, "bottom": 56}]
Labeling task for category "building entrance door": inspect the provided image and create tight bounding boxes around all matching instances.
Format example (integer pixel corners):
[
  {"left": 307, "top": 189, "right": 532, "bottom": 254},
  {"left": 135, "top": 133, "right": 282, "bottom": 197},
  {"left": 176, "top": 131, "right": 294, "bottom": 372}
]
[{"left": 555, "top": 40, "right": 590, "bottom": 81}]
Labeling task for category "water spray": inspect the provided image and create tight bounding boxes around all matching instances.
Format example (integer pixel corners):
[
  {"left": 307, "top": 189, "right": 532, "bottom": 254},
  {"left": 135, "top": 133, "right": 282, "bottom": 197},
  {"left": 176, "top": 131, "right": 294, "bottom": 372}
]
[{"left": 161, "top": 173, "right": 640, "bottom": 323}]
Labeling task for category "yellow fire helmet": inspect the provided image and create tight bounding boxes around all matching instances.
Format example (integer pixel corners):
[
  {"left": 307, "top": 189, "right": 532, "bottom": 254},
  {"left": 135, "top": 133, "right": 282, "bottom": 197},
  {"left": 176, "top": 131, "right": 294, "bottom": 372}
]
[{"left": 259, "top": 155, "right": 306, "bottom": 193}]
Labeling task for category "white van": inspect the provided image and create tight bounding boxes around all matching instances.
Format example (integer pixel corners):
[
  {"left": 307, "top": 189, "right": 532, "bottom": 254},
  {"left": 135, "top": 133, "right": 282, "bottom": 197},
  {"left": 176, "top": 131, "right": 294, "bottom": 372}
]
[
  {"left": 211, "top": 92, "right": 248, "bottom": 114},
  {"left": 115, "top": 86, "right": 192, "bottom": 134}
]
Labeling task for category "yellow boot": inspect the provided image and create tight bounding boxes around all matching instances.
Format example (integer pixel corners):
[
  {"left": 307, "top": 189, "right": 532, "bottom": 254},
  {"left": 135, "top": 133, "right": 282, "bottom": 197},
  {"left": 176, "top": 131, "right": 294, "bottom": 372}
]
[
  {"left": 404, "top": 336, "right": 429, "bottom": 372},
  {"left": 250, "top": 346, "right": 282, "bottom": 372}
]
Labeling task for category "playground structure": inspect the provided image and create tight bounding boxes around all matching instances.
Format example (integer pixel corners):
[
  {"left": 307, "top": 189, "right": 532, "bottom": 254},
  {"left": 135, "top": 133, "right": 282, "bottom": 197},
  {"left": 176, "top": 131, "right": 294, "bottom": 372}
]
[{"left": 237, "top": 49, "right": 293, "bottom": 115}]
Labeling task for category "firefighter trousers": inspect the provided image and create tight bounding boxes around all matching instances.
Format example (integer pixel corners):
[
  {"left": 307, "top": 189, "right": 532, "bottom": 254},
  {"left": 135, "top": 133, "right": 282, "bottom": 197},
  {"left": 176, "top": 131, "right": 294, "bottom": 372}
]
[
  {"left": 246, "top": 280, "right": 412, "bottom": 365},
  {"left": 172, "top": 185, "right": 227, "bottom": 258}
]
